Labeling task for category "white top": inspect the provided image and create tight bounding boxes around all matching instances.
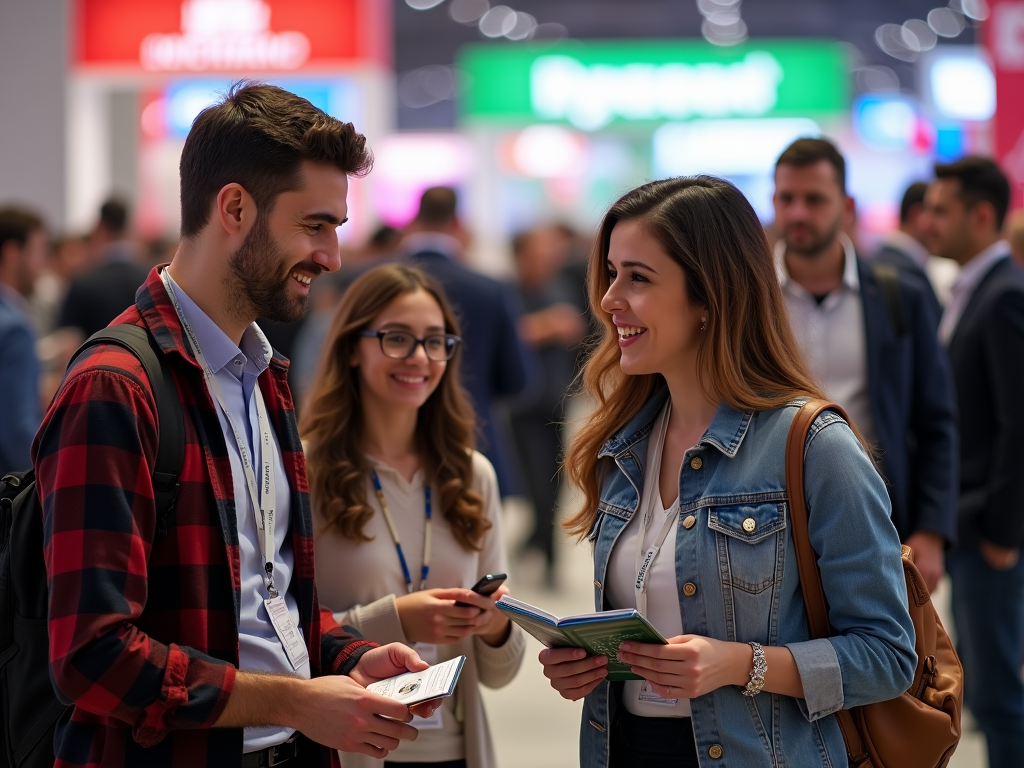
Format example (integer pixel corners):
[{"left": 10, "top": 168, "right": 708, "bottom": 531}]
[
  {"left": 315, "top": 450, "right": 519, "bottom": 764},
  {"left": 938, "top": 240, "right": 1011, "bottom": 345},
  {"left": 606, "top": 404, "right": 692, "bottom": 717},
  {"left": 777, "top": 234, "right": 878, "bottom": 448}
]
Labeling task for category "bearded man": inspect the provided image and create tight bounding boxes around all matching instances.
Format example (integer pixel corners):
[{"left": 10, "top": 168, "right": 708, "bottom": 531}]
[
  {"left": 771, "top": 137, "right": 957, "bottom": 595},
  {"left": 34, "top": 82, "right": 438, "bottom": 768}
]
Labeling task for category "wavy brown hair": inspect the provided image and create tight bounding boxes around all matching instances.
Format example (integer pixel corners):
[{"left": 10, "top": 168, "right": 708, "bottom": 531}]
[
  {"left": 564, "top": 176, "right": 828, "bottom": 539},
  {"left": 301, "top": 264, "right": 489, "bottom": 550}
]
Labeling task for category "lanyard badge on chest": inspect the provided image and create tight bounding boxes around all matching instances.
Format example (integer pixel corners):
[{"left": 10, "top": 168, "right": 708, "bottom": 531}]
[
  {"left": 371, "top": 468, "right": 432, "bottom": 593},
  {"left": 160, "top": 269, "right": 308, "bottom": 670}
]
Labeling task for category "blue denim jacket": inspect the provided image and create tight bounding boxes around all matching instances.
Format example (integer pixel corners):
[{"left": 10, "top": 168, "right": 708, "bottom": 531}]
[{"left": 579, "top": 388, "right": 916, "bottom": 767}]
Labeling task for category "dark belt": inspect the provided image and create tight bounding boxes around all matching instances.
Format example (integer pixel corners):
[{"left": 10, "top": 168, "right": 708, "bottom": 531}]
[{"left": 241, "top": 736, "right": 299, "bottom": 768}]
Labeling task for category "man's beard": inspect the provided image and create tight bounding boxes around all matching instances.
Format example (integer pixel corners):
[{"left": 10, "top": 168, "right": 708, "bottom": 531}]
[
  {"left": 226, "top": 214, "right": 319, "bottom": 323},
  {"left": 783, "top": 219, "right": 842, "bottom": 259}
]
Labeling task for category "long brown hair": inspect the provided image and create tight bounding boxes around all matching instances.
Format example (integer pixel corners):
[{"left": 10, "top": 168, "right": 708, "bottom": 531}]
[
  {"left": 301, "top": 263, "right": 489, "bottom": 550},
  {"left": 564, "top": 176, "right": 826, "bottom": 538}
]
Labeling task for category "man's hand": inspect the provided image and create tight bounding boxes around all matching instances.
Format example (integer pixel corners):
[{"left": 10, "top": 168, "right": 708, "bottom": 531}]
[
  {"left": 349, "top": 643, "right": 442, "bottom": 721},
  {"left": 980, "top": 539, "right": 1021, "bottom": 571},
  {"left": 289, "top": 675, "right": 419, "bottom": 758},
  {"left": 904, "top": 531, "right": 946, "bottom": 594}
]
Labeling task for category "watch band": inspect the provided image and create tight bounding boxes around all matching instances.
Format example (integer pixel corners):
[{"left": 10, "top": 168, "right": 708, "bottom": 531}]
[{"left": 742, "top": 641, "right": 767, "bottom": 697}]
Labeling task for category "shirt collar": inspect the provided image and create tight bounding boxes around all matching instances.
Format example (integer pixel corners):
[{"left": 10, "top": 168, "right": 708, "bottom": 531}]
[
  {"left": 599, "top": 384, "right": 752, "bottom": 459},
  {"left": 775, "top": 232, "right": 859, "bottom": 295},
  {"left": 163, "top": 272, "right": 271, "bottom": 377},
  {"left": 949, "top": 240, "right": 1010, "bottom": 303}
]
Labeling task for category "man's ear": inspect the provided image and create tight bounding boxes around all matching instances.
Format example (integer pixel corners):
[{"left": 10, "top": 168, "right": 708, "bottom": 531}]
[{"left": 214, "top": 183, "right": 256, "bottom": 237}]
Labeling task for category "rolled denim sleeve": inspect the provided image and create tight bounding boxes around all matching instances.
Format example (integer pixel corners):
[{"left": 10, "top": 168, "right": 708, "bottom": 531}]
[
  {"left": 795, "top": 414, "right": 917, "bottom": 714},
  {"left": 787, "top": 637, "right": 844, "bottom": 720}
]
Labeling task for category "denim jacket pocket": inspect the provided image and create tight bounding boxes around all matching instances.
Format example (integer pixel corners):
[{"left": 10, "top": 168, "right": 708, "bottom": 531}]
[{"left": 708, "top": 502, "right": 787, "bottom": 595}]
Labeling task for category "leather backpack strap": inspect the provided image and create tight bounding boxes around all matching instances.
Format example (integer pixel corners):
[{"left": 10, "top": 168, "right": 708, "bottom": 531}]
[{"left": 785, "top": 399, "right": 873, "bottom": 768}]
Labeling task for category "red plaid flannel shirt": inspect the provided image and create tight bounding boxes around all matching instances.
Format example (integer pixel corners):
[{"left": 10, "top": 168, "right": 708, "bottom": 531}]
[{"left": 34, "top": 267, "right": 376, "bottom": 767}]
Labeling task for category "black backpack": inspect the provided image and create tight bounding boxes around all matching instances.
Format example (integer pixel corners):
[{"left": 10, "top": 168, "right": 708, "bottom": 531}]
[{"left": 0, "top": 324, "right": 184, "bottom": 768}]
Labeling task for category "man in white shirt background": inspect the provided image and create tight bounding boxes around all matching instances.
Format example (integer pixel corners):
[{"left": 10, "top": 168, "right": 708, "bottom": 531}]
[{"left": 771, "top": 137, "right": 958, "bottom": 594}]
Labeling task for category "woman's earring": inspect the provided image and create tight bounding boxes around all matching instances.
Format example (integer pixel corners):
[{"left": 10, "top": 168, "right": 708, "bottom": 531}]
[{"left": 700, "top": 317, "right": 708, "bottom": 332}]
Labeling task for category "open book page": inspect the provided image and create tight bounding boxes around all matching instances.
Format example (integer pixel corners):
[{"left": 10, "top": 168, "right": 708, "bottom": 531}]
[
  {"left": 494, "top": 596, "right": 574, "bottom": 648},
  {"left": 366, "top": 655, "right": 466, "bottom": 707},
  {"left": 496, "top": 597, "right": 667, "bottom": 679}
]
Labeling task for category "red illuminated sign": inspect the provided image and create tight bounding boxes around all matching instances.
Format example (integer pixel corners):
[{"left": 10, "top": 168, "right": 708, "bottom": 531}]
[
  {"left": 986, "top": 0, "right": 1024, "bottom": 207},
  {"left": 73, "top": 0, "right": 389, "bottom": 71}
]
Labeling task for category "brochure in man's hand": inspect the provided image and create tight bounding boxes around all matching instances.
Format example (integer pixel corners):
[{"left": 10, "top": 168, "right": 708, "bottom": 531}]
[
  {"left": 495, "top": 596, "right": 667, "bottom": 681},
  {"left": 367, "top": 655, "right": 466, "bottom": 707}
]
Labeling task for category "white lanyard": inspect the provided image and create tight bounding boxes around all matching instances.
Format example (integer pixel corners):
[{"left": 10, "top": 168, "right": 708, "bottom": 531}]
[
  {"left": 634, "top": 403, "right": 680, "bottom": 618},
  {"left": 160, "top": 269, "right": 280, "bottom": 597}
]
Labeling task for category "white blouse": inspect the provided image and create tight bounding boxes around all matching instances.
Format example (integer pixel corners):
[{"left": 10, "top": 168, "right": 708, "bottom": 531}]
[{"left": 605, "top": 404, "right": 692, "bottom": 717}]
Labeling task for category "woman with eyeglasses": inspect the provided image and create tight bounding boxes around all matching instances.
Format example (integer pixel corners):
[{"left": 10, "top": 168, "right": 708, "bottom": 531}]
[{"left": 301, "top": 264, "right": 524, "bottom": 768}]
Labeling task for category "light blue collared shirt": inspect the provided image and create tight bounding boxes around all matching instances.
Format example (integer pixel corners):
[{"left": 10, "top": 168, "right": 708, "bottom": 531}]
[{"left": 164, "top": 275, "right": 309, "bottom": 752}]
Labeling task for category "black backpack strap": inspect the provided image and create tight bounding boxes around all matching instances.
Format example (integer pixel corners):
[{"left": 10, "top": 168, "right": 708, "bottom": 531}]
[
  {"left": 69, "top": 325, "right": 184, "bottom": 533},
  {"left": 872, "top": 262, "right": 907, "bottom": 337}
]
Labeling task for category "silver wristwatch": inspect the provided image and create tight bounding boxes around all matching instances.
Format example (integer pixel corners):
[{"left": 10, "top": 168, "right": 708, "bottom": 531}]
[{"left": 741, "top": 642, "right": 767, "bottom": 697}]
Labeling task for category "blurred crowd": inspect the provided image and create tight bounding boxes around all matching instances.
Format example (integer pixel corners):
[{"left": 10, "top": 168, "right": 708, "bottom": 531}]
[{"left": 6, "top": 159, "right": 1024, "bottom": 584}]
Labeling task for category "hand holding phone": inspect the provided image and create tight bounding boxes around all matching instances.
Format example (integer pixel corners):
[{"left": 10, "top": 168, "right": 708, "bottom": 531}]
[{"left": 455, "top": 573, "right": 507, "bottom": 607}]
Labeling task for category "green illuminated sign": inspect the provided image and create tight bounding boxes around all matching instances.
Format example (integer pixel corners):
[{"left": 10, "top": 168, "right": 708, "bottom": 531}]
[{"left": 457, "top": 40, "right": 848, "bottom": 130}]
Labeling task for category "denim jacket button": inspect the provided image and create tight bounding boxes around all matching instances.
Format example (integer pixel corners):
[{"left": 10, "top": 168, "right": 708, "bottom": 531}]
[
  {"left": 708, "top": 744, "right": 724, "bottom": 759},
  {"left": 683, "top": 514, "right": 697, "bottom": 529},
  {"left": 689, "top": 456, "right": 703, "bottom": 470},
  {"left": 742, "top": 517, "right": 757, "bottom": 532},
  {"left": 683, "top": 582, "right": 697, "bottom": 597}
]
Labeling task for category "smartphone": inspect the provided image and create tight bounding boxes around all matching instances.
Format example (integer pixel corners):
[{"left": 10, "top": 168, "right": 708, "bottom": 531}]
[{"left": 455, "top": 573, "right": 507, "bottom": 607}]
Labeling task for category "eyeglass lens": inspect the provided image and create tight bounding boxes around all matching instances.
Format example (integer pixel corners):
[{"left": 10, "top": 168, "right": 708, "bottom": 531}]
[{"left": 380, "top": 331, "right": 456, "bottom": 361}]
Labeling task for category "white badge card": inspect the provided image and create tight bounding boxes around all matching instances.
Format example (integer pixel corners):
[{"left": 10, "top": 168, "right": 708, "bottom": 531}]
[
  {"left": 411, "top": 707, "right": 445, "bottom": 730},
  {"left": 265, "top": 596, "right": 309, "bottom": 671},
  {"left": 637, "top": 679, "right": 678, "bottom": 706}
]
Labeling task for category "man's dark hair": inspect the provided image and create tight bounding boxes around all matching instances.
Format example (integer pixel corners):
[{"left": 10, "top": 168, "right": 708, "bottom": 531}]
[
  {"left": 98, "top": 198, "right": 129, "bottom": 236},
  {"left": 934, "top": 156, "right": 1011, "bottom": 230},
  {"left": 0, "top": 206, "right": 45, "bottom": 253},
  {"left": 179, "top": 81, "right": 373, "bottom": 238},
  {"left": 899, "top": 182, "right": 929, "bottom": 225},
  {"left": 414, "top": 187, "right": 458, "bottom": 228},
  {"left": 775, "top": 137, "right": 847, "bottom": 193}
]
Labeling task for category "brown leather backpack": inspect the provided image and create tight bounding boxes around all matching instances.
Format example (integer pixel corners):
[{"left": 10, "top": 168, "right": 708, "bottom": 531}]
[{"left": 786, "top": 400, "right": 964, "bottom": 768}]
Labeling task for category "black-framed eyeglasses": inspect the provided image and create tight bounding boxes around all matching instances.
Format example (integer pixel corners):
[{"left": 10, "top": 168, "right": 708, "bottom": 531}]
[{"left": 359, "top": 329, "right": 461, "bottom": 361}]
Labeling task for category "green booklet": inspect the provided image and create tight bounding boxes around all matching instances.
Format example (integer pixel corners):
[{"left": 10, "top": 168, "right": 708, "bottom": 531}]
[{"left": 496, "top": 596, "right": 667, "bottom": 681}]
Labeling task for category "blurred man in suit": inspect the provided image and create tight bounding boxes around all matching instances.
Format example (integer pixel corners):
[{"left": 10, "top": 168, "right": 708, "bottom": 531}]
[
  {"left": 0, "top": 206, "right": 47, "bottom": 474},
  {"left": 773, "top": 138, "right": 958, "bottom": 593},
  {"left": 58, "top": 198, "right": 148, "bottom": 339},
  {"left": 403, "top": 187, "right": 534, "bottom": 496},
  {"left": 923, "top": 156, "right": 1024, "bottom": 768},
  {"left": 874, "top": 180, "right": 959, "bottom": 311}
]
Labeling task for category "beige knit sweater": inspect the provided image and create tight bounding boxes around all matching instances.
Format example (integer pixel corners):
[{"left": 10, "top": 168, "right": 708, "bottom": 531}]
[{"left": 314, "top": 450, "right": 525, "bottom": 768}]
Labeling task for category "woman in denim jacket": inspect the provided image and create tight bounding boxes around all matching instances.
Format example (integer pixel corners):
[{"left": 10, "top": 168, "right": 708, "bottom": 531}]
[{"left": 539, "top": 177, "right": 916, "bottom": 767}]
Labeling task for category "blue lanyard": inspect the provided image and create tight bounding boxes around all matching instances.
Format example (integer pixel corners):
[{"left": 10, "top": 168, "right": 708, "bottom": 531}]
[{"left": 370, "top": 468, "right": 432, "bottom": 593}]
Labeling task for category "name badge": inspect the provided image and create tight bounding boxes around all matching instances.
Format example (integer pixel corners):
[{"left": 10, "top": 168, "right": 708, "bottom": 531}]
[
  {"left": 637, "top": 679, "right": 678, "bottom": 706},
  {"left": 265, "top": 595, "right": 309, "bottom": 671}
]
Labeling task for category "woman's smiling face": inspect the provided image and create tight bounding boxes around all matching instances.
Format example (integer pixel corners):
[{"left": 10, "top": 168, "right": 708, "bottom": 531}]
[
  {"left": 350, "top": 288, "right": 448, "bottom": 413},
  {"left": 600, "top": 219, "right": 706, "bottom": 379}
]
